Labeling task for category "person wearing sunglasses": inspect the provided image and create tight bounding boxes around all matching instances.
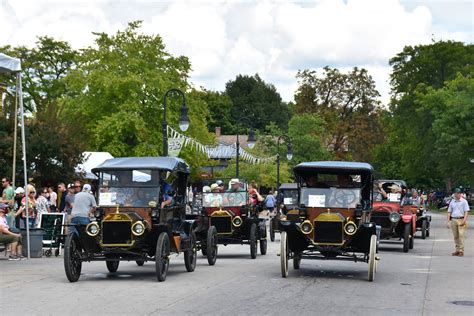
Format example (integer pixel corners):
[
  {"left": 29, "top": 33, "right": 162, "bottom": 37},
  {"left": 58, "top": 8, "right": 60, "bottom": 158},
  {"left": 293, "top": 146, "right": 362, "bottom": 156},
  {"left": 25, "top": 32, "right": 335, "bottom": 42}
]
[
  {"left": 15, "top": 185, "right": 37, "bottom": 228},
  {"left": 1, "top": 177, "right": 14, "bottom": 208}
]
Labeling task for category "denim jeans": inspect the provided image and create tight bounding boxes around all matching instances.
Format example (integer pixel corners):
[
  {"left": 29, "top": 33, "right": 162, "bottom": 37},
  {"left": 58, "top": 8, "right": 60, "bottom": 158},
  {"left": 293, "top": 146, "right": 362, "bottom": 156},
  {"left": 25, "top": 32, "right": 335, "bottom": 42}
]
[{"left": 69, "top": 216, "right": 90, "bottom": 236}]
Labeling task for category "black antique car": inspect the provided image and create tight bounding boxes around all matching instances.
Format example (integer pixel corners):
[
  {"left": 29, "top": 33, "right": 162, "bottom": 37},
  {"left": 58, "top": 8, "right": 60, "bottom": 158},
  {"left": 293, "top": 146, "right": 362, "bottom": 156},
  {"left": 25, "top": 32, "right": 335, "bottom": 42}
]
[
  {"left": 269, "top": 183, "right": 298, "bottom": 242},
  {"left": 279, "top": 161, "right": 379, "bottom": 281},
  {"left": 63, "top": 157, "right": 197, "bottom": 282},
  {"left": 192, "top": 179, "right": 267, "bottom": 259}
]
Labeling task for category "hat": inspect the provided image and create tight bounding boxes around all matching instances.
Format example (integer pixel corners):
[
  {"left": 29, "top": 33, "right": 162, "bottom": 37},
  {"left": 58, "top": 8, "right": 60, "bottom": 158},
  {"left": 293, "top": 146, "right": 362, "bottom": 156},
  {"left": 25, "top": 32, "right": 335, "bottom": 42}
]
[
  {"left": 15, "top": 187, "right": 24, "bottom": 194},
  {"left": 453, "top": 188, "right": 462, "bottom": 193},
  {"left": 83, "top": 184, "right": 92, "bottom": 192},
  {"left": 210, "top": 183, "right": 219, "bottom": 191},
  {"left": 216, "top": 180, "right": 224, "bottom": 186},
  {"left": 203, "top": 185, "right": 211, "bottom": 193},
  {"left": 230, "top": 178, "right": 240, "bottom": 185},
  {"left": 0, "top": 203, "right": 8, "bottom": 211},
  {"left": 67, "top": 183, "right": 74, "bottom": 189}
]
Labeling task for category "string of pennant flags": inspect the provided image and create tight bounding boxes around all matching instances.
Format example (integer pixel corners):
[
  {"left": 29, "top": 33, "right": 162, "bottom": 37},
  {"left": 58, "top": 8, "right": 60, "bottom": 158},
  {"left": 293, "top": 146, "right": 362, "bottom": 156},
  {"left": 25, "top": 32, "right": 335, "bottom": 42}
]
[{"left": 167, "top": 126, "right": 276, "bottom": 164}]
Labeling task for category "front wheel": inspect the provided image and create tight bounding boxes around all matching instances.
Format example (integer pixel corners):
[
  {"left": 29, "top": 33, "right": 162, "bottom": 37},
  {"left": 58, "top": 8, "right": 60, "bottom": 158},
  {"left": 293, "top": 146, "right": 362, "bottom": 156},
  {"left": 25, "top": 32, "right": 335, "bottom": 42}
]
[
  {"left": 269, "top": 218, "right": 275, "bottom": 242},
  {"left": 293, "top": 253, "right": 301, "bottom": 270},
  {"left": 136, "top": 260, "right": 145, "bottom": 266},
  {"left": 368, "top": 234, "right": 377, "bottom": 282},
  {"left": 184, "top": 232, "right": 197, "bottom": 272},
  {"left": 64, "top": 234, "right": 82, "bottom": 282},
  {"left": 250, "top": 223, "right": 257, "bottom": 259},
  {"left": 421, "top": 220, "right": 427, "bottom": 239},
  {"left": 155, "top": 232, "right": 170, "bottom": 282},
  {"left": 260, "top": 238, "right": 267, "bottom": 255},
  {"left": 206, "top": 226, "right": 218, "bottom": 266},
  {"left": 403, "top": 223, "right": 410, "bottom": 253},
  {"left": 106, "top": 260, "right": 119, "bottom": 273},
  {"left": 280, "top": 231, "right": 288, "bottom": 278}
]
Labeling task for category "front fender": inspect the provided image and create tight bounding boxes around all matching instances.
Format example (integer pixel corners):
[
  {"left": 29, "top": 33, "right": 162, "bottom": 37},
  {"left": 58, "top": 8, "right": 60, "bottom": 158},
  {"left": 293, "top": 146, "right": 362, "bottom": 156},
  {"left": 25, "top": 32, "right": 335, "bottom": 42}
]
[{"left": 401, "top": 214, "right": 413, "bottom": 223}]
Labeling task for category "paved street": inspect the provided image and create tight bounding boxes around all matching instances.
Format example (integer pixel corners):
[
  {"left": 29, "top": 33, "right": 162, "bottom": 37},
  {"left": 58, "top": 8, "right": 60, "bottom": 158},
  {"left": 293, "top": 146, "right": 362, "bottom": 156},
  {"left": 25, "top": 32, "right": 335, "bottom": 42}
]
[{"left": 1, "top": 213, "right": 473, "bottom": 316}]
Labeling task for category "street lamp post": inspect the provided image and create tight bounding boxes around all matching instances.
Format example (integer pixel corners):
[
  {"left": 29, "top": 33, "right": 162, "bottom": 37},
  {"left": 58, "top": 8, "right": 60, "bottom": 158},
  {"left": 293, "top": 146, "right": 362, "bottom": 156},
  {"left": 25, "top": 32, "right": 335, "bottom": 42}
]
[
  {"left": 276, "top": 135, "right": 293, "bottom": 190},
  {"left": 234, "top": 117, "right": 256, "bottom": 178},
  {"left": 162, "top": 88, "right": 190, "bottom": 157}
]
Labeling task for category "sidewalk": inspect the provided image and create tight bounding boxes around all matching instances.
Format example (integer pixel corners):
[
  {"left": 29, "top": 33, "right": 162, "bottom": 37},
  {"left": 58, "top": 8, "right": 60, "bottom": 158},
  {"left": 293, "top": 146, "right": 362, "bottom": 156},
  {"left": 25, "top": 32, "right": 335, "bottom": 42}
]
[{"left": 422, "top": 212, "right": 474, "bottom": 315}]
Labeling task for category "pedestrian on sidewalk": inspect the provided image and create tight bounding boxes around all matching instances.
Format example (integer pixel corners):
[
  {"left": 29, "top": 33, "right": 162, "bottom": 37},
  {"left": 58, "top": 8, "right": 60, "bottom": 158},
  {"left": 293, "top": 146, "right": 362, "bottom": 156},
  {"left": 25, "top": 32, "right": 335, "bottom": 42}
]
[
  {"left": 70, "top": 184, "right": 96, "bottom": 235},
  {"left": 35, "top": 188, "right": 51, "bottom": 227},
  {"left": 48, "top": 186, "right": 57, "bottom": 212},
  {"left": 447, "top": 188, "right": 470, "bottom": 257}
]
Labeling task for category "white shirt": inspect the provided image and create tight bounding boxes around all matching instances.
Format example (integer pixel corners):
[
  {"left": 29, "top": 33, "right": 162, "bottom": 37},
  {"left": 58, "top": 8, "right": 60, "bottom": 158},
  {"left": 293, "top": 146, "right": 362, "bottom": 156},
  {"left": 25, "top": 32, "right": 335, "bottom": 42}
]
[{"left": 448, "top": 198, "right": 469, "bottom": 218}]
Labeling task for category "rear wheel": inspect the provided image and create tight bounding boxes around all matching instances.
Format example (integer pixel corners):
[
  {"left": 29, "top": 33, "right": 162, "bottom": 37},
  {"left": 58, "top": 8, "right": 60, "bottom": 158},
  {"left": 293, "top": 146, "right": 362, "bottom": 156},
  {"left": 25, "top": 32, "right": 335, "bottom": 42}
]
[
  {"left": 421, "top": 220, "right": 427, "bottom": 239},
  {"left": 403, "top": 224, "right": 410, "bottom": 253},
  {"left": 106, "top": 260, "right": 119, "bottom": 273},
  {"left": 260, "top": 238, "right": 267, "bottom": 255},
  {"left": 184, "top": 232, "right": 197, "bottom": 272},
  {"left": 426, "top": 223, "right": 430, "bottom": 237},
  {"left": 269, "top": 218, "right": 275, "bottom": 242},
  {"left": 155, "top": 232, "right": 170, "bottom": 282},
  {"left": 206, "top": 226, "right": 218, "bottom": 265},
  {"left": 293, "top": 253, "right": 301, "bottom": 270},
  {"left": 368, "top": 234, "right": 377, "bottom": 282},
  {"left": 136, "top": 260, "right": 145, "bottom": 266},
  {"left": 250, "top": 223, "right": 258, "bottom": 259},
  {"left": 280, "top": 231, "right": 288, "bottom": 278},
  {"left": 64, "top": 234, "right": 82, "bottom": 282}
]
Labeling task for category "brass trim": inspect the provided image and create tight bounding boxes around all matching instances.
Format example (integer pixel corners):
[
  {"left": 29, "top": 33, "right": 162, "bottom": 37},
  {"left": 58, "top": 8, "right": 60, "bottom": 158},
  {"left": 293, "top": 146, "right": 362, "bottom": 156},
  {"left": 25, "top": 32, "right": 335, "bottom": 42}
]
[
  {"left": 100, "top": 218, "right": 134, "bottom": 247},
  {"left": 131, "top": 221, "right": 145, "bottom": 236},
  {"left": 300, "top": 220, "right": 313, "bottom": 235},
  {"left": 343, "top": 221, "right": 357, "bottom": 236},
  {"left": 232, "top": 216, "right": 243, "bottom": 227},
  {"left": 312, "top": 216, "right": 344, "bottom": 246}
]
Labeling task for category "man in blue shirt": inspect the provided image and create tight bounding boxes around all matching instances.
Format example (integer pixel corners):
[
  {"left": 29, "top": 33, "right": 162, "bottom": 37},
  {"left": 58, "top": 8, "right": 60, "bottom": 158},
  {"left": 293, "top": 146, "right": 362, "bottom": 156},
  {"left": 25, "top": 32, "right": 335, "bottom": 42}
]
[
  {"left": 160, "top": 179, "right": 173, "bottom": 208},
  {"left": 447, "top": 188, "right": 470, "bottom": 257}
]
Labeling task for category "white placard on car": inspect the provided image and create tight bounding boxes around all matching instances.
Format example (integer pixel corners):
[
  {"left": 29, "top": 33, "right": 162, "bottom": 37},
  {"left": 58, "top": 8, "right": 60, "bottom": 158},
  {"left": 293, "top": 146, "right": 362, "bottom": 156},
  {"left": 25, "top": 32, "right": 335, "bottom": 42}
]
[
  {"left": 308, "top": 195, "right": 325, "bottom": 207},
  {"left": 388, "top": 193, "right": 401, "bottom": 202},
  {"left": 284, "top": 197, "right": 293, "bottom": 205},
  {"left": 99, "top": 192, "right": 117, "bottom": 206}
]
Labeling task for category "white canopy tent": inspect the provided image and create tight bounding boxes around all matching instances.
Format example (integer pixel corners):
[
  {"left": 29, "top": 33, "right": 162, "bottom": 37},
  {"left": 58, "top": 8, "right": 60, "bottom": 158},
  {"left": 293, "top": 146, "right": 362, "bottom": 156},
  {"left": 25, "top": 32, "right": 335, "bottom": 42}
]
[
  {"left": 0, "top": 53, "right": 31, "bottom": 259},
  {"left": 76, "top": 151, "right": 114, "bottom": 179}
]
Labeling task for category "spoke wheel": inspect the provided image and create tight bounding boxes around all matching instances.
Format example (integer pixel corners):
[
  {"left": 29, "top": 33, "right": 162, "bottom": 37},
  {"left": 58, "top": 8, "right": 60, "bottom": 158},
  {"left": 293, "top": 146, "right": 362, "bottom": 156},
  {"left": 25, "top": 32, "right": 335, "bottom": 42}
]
[
  {"left": 106, "top": 260, "right": 120, "bottom": 273},
  {"left": 368, "top": 234, "right": 377, "bottom": 282},
  {"left": 155, "top": 232, "right": 170, "bottom": 282},
  {"left": 280, "top": 231, "right": 288, "bottom": 278},
  {"left": 206, "top": 226, "right": 218, "bottom": 266},
  {"left": 269, "top": 218, "right": 275, "bottom": 242},
  {"left": 184, "top": 232, "right": 197, "bottom": 272},
  {"left": 250, "top": 223, "right": 257, "bottom": 259},
  {"left": 403, "top": 223, "right": 410, "bottom": 253},
  {"left": 64, "top": 234, "right": 82, "bottom": 282}
]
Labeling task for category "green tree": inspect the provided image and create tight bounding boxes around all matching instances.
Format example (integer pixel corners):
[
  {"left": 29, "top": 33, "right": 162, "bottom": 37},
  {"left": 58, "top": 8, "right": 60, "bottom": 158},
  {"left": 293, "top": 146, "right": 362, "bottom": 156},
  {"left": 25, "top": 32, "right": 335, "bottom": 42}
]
[
  {"left": 194, "top": 89, "right": 233, "bottom": 134},
  {"left": 225, "top": 74, "right": 290, "bottom": 132},
  {"left": 294, "top": 66, "right": 382, "bottom": 160}
]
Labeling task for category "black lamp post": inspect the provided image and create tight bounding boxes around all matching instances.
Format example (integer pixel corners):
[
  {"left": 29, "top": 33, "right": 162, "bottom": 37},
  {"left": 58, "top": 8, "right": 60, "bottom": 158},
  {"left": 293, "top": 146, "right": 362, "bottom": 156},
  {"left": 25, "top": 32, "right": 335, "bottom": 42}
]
[
  {"left": 276, "top": 135, "right": 292, "bottom": 190},
  {"left": 162, "top": 88, "right": 189, "bottom": 157},
  {"left": 235, "top": 117, "right": 256, "bottom": 178}
]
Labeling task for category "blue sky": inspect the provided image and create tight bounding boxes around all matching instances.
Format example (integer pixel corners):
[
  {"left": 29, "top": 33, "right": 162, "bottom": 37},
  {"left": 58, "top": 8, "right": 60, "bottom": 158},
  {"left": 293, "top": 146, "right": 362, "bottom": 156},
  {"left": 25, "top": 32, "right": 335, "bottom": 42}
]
[{"left": 1, "top": 0, "right": 472, "bottom": 104}]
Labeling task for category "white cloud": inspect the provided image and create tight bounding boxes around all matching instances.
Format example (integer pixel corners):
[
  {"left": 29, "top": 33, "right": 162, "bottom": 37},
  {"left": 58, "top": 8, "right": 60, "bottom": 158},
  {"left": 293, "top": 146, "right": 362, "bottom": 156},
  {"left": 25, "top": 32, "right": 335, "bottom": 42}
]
[{"left": 1, "top": 0, "right": 471, "bottom": 105}]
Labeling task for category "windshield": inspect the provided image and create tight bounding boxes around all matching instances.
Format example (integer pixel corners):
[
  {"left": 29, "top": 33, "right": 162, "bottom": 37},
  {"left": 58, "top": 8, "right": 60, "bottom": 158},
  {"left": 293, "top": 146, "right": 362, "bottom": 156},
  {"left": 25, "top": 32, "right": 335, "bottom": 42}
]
[
  {"left": 282, "top": 190, "right": 298, "bottom": 205},
  {"left": 373, "top": 181, "right": 403, "bottom": 202},
  {"left": 97, "top": 170, "right": 166, "bottom": 207},
  {"left": 202, "top": 192, "right": 248, "bottom": 207},
  {"left": 300, "top": 187, "right": 361, "bottom": 208}
]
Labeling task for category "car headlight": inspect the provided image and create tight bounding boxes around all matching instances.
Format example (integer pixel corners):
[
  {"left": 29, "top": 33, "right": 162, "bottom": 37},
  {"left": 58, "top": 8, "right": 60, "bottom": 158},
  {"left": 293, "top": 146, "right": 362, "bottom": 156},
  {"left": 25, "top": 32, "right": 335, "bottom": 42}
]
[
  {"left": 389, "top": 212, "right": 401, "bottom": 223},
  {"left": 344, "top": 221, "right": 357, "bottom": 235},
  {"left": 300, "top": 220, "right": 313, "bottom": 234},
  {"left": 151, "top": 209, "right": 158, "bottom": 218},
  {"left": 232, "top": 216, "right": 243, "bottom": 227},
  {"left": 86, "top": 222, "right": 100, "bottom": 237},
  {"left": 132, "top": 221, "right": 145, "bottom": 236}
]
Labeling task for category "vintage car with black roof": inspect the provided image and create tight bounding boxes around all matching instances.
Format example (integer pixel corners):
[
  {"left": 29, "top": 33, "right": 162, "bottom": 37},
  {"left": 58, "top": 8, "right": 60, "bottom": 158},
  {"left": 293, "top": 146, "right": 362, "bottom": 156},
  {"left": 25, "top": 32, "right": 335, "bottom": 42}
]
[
  {"left": 372, "top": 179, "right": 416, "bottom": 252},
  {"left": 279, "top": 161, "right": 379, "bottom": 281},
  {"left": 63, "top": 157, "right": 198, "bottom": 282},
  {"left": 192, "top": 178, "right": 267, "bottom": 260}
]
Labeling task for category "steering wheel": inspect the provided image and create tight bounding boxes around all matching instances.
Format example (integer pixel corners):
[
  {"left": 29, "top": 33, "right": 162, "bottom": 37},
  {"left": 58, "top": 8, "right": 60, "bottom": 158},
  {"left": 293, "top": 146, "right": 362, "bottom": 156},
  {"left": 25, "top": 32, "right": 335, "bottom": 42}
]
[
  {"left": 227, "top": 192, "right": 245, "bottom": 206},
  {"left": 334, "top": 190, "right": 356, "bottom": 206}
]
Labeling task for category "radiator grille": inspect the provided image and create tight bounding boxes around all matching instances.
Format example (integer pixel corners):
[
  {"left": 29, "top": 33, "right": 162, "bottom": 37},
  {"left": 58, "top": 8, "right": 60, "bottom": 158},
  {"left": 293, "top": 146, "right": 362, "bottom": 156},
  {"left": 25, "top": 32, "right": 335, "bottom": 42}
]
[
  {"left": 102, "top": 221, "right": 132, "bottom": 245},
  {"left": 211, "top": 216, "right": 232, "bottom": 234},
  {"left": 371, "top": 213, "right": 391, "bottom": 228},
  {"left": 313, "top": 221, "right": 343, "bottom": 244}
]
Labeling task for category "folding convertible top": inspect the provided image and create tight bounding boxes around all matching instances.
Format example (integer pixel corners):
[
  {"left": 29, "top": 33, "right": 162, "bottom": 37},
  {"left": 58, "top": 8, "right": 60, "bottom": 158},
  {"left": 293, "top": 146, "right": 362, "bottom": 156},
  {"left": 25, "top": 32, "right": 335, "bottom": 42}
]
[{"left": 92, "top": 157, "right": 190, "bottom": 174}]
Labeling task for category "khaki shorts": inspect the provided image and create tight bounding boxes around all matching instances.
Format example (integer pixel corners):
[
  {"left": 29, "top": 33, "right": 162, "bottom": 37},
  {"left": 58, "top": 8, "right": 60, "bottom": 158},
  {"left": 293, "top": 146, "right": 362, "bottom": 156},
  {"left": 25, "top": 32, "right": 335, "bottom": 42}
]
[{"left": 0, "top": 233, "right": 22, "bottom": 245}]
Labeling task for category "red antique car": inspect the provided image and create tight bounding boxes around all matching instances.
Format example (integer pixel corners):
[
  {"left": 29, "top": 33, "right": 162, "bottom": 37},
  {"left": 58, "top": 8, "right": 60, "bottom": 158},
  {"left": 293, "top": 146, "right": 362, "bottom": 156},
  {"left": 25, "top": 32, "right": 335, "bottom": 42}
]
[{"left": 371, "top": 180, "right": 415, "bottom": 252}]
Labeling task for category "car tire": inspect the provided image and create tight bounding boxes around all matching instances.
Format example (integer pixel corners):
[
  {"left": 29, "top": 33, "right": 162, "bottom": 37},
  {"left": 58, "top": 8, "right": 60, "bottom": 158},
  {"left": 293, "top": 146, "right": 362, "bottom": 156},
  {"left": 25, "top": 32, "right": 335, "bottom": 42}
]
[
  {"left": 136, "top": 260, "right": 145, "bottom": 266},
  {"left": 206, "top": 226, "right": 218, "bottom": 266},
  {"left": 368, "top": 234, "right": 377, "bottom": 282},
  {"left": 260, "top": 237, "right": 267, "bottom": 255},
  {"left": 280, "top": 231, "right": 288, "bottom": 278},
  {"left": 106, "top": 260, "right": 120, "bottom": 273},
  {"left": 64, "top": 233, "right": 82, "bottom": 282},
  {"left": 155, "top": 232, "right": 170, "bottom": 282},
  {"left": 293, "top": 253, "right": 301, "bottom": 270},
  {"left": 403, "top": 224, "right": 410, "bottom": 253},
  {"left": 184, "top": 232, "right": 197, "bottom": 272},
  {"left": 250, "top": 223, "right": 258, "bottom": 259},
  {"left": 270, "top": 218, "right": 275, "bottom": 242},
  {"left": 421, "top": 220, "right": 427, "bottom": 239},
  {"left": 409, "top": 229, "right": 414, "bottom": 249},
  {"left": 426, "top": 224, "right": 430, "bottom": 237}
]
